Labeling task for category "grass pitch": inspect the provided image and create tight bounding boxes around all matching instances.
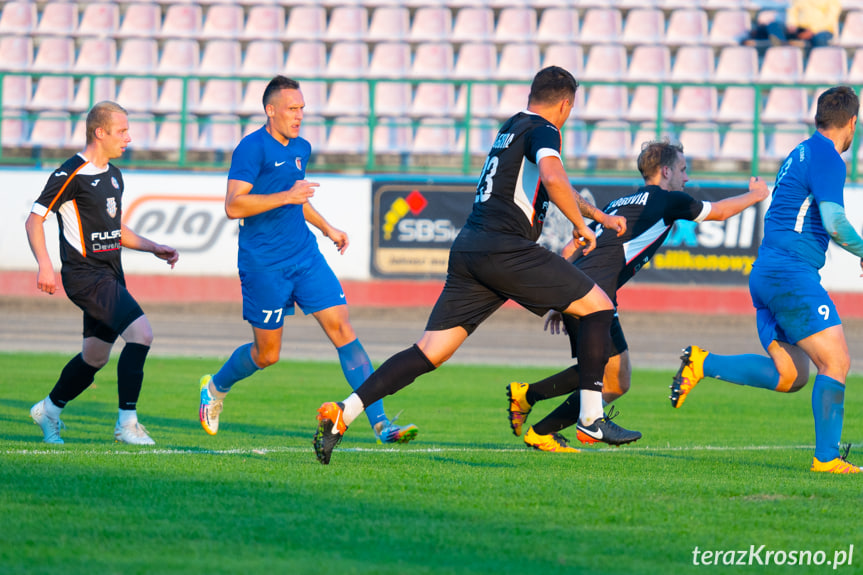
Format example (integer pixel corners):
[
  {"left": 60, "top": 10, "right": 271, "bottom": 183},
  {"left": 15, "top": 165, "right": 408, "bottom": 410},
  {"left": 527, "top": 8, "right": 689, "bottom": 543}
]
[{"left": 1, "top": 352, "right": 862, "bottom": 574}]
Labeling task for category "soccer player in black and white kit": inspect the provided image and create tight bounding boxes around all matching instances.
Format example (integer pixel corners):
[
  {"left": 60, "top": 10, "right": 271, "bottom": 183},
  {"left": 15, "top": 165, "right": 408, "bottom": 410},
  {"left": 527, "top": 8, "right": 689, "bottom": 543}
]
[
  {"left": 506, "top": 140, "right": 769, "bottom": 450},
  {"left": 25, "top": 101, "right": 179, "bottom": 445},
  {"left": 313, "top": 66, "right": 640, "bottom": 464}
]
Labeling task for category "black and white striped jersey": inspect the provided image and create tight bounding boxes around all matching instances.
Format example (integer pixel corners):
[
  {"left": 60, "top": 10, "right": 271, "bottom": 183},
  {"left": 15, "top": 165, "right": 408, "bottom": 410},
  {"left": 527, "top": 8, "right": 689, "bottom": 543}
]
[
  {"left": 455, "top": 111, "right": 563, "bottom": 252},
  {"left": 577, "top": 184, "right": 711, "bottom": 303},
  {"left": 31, "top": 153, "right": 125, "bottom": 276}
]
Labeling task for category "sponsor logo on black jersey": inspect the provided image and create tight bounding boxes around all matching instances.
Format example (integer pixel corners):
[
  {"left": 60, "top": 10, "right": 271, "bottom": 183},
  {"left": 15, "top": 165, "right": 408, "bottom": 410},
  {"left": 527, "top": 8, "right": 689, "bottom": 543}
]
[{"left": 106, "top": 197, "right": 117, "bottom": 218}]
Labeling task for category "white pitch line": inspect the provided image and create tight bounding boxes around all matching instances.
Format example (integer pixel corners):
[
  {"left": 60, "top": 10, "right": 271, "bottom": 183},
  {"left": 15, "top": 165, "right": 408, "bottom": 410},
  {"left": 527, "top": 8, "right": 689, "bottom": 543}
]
[{"left": 2, "top": 444, "right": 828, "bottom": 456}]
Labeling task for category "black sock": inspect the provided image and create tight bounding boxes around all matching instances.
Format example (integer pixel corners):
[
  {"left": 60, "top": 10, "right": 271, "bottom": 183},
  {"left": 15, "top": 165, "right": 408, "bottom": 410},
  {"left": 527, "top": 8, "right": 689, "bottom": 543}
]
[
  {"left": 576, "top": 309, "right": 613, "bottom": 392},
  {"left": 532, "top": 391, "right": 580, "bottom": 436},
  {"left": 526, "top": 366, "right": 579, "bottom": 405},
  {"left": 49, "top": 353, "right": 100, "bottom": 407},
  {"left": 356, "top": 344, "right": 435, "bottom": 407},
  {"left": 117, "top": 343, "right": 150, "bottom": 411}
]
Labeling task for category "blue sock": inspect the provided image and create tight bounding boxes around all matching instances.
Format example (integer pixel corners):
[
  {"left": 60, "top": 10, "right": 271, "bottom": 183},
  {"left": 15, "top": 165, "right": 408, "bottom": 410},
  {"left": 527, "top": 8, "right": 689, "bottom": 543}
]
[
  {"left": 812, "top": 374, "right": 845, "bottom": 462},
  {"left": 337, "top": 339, "right": 388, "bottom": 430},
  {"left": 212, "top": 343, "right": 260, "bottom": 393},
  {"left": 703, "top": 353, "right": 780, "bottom": 390}
]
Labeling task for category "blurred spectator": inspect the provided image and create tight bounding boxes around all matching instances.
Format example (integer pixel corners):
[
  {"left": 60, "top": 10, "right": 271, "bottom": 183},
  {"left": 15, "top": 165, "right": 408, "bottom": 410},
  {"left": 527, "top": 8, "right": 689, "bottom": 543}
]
[{"left": 744, "top": 0, "right": 841, "bottom": 48}]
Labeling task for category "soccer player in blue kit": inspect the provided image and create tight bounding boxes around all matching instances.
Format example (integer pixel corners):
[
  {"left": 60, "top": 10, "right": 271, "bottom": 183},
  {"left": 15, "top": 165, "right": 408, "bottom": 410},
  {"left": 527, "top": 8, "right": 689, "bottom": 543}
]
[
  {"left": 198, "top": 76, "right": 417, "bottom": 445},
  {"left": 671, "top": 86, "right": 863, "bottom": 474},
  {"left": 313, "top": 66, "right": 641, "bottom": 465}
]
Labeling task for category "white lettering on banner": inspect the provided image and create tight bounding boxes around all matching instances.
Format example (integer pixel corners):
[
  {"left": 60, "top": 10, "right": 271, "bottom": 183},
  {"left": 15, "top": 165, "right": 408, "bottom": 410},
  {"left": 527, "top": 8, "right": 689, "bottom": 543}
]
[
  {"left": 124, "top": 196, "right": 236, "bottom": 253},
  {"left": 696, "top": 207, "right": 757, "bottom": 249},
  {"left": 396, "top": 219, "right": 460, "bottom": 243}
]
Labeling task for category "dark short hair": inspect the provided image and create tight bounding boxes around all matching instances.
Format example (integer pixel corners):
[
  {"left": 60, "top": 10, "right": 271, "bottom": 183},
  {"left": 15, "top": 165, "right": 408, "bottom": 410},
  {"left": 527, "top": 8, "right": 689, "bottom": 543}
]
[
  {"left": 86, "top": 101, "right": 127, "bottom": 144},
  {"left": 637, "top": 139, "right": 684, "bottom": 180},
  {"left": 527, "top": 66, "right": 578, "bottom": 107},
  {"left": 815, "top": 85, "right": 859, "bottom": 130},
  {"left": 262, "top": 75, "right": 301, "bottom": 109}
]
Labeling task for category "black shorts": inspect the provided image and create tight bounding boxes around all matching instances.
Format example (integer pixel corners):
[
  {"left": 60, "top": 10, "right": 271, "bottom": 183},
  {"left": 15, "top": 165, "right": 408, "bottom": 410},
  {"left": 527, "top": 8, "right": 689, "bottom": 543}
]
[
  {"left": 562, "top": 312, "right": 628, "bottom": 358},
  {"left": 425, "top": 244, "right": 596, "bottom": 335},
  {"left": 62, "top": 270, "right": 144, "bottom": 343}
]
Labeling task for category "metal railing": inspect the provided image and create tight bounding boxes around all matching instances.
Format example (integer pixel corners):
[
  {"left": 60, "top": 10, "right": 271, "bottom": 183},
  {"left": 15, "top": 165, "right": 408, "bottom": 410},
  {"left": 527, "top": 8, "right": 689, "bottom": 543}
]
[{"left": 1, "top": 70, "right": 859, "bottom": 180}]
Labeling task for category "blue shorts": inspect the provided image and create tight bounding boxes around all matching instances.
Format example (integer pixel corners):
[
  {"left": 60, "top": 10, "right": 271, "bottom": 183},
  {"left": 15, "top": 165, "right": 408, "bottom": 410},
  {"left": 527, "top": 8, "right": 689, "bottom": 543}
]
[
  {"left": 239, "top": 252, "right": 346, "bottom": 329},
  {"left": 749, "top": 260, "right": 840, "bottom": 350}
]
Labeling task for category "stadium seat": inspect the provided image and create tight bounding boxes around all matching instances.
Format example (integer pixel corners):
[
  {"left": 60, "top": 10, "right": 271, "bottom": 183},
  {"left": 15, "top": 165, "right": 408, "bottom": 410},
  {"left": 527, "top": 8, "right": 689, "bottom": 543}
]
[
  {"left": 664, "top": 8, "right": 709, "bottom": 46},
  {"left": 626, "top": 45, "right": 672, "bottom": 122},
  {"left": 196, "top": 41, "right": 243, "bottom": 115},
  {"left": 582, "top": 85, "right": 628, "bottom": 121},
  {"left": 72, "top": 38, "right": 117, "bottom": 112},
  {"left": 804, "top": 46, "right": 848, "bottom": 85},
  {"left": 151, "top": 114, "right": 199, "bottom": 152},
  {"left": 325, "top": 116, "right": 369, "bottom": 154},
  {"left": 0, "top": 36, "right": 33, "bottom": 109},
  {"left": 579, "top": 8, "right": 623, "bottom": 45},
  {"left": 497, "top": 44, "right": 540, "bottom": 80},
  {"left": 115, "top": 39, "right": 159, "bottom": 113},
  {"left": 494, "top": 7, "right": 537, "bottom": 44},
  {"left": 1, "top": 109, "right": 27, "bottom": 147},
  {"left": 201, "top": 4, "right": 243, "bottom": 40},
  {"left": 116, "top": 3, "right": 161, "bottom": 39},
  {"left": 586, "top": 120, "right": 631, "bottom": 159},
  {"left": 455, "top": 117, "right": 498, "bottom": 156},
  {"left": 126, "top": 113, "right": 157, "bottom": 151},
  {"left": 677, "top": 122, "right": 720, "bottom": 160},
  {"left": 373, "top": 117, "right": 412, "bottom": 154},
  {"left": 453, "top": 43, "right": 498, "bottom": 118},
  {"left": 0, "top": 1, "right": 37, "bottom": 35},
  {"left": 562, "top": 119, "right": 587, "bottom": 157},
  {"left": 325, "top": 42, "right": 370, "bottom": 117},
  {"left": 708, "top": 9, "right": 751, "bottom": 46},
  {"left": 411, "top": 117, "right": 457, "bottom": 154},
  {"left": 496, "top": 83, "right": 531, "bottom": 119},
  {"left": 326, "top": 6, "right": 369, "bottom": 42},
  {"left": 409, "top": 6, "right": 452, "bottom": 42},
  {"left": 29, "top": 37, "right": 75, "bottom": 111},
  {"left": 368, "top": 6, "right": 410, "bottom": 41},
  {"left": 299, "top": 115, "right": 326, "bottom": 151},
  {"left": 369, "top": 42, "right": 412, "bottom": 117},
  {"left": 766, "top": 122, "right": 810, "bottom": 160},
  {"left": 241, "top": 5, "right": 285, "bottom": 41},
  {"left": 631, "top": 121, "right": 672, "bottom": 155},
  {"left": 621, "top": 8, "right": 665, "bottom": 47},
  {"left": 283, "top": 41, "right": 327, "bottom": 115},
  {"left": 28, "top": 111, "right": 72, "bottom": 148},
  {"left": 451, "top": 7, "right": 495, "bottom": 43},
  {"left": 154, "top": 39, "right": 200, "bottom": 114},
  {"left": 583, "top": 44, "right": 627, "bottom": 81},
  {"left": 839, "top": 11, "right": 863, "bottom": 48},
  {"left": 194, "top": 114, "right": 242, "bottom": 151},
  {"left": 536, "top": 8, "right": 579, "bottom": 45},
  {"left": 542, "top": 43, "right": 584, "bottom": 76},
  {"left": 715, "top": 45, "right": 758, "bottom": 123},
  {"left": 77, "top": 3, "right": 120, "bottom": 37},
  {"left": 36, "top": 2, "right": 78, "bottom": 36},
  {"left": 285, "top": 5, "right": 326, "bottom": 41},
  {"left": 410, "top": 43, "right": 455, "bottom": 117},
  {"left": 760, "top": 46, "right": 807, "bottom": 123},
  {"left": 719, "top": 122, "right": 765, "bottom": 161},
  {"left": 669, "top": 46, "right": 717, "bottom": 122},
  {"left": 238, "top": 40, "right": 284, "bottom": 116},
  {"left": 159, "top": 4, "right": 203, "bottom": 39}
]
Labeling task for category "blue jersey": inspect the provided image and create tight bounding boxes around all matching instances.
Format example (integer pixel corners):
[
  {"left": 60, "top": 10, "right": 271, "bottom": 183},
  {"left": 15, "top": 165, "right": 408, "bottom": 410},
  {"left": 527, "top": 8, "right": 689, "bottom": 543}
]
[
  {"left": 760, "top": 130, "right": 846, "bottom": 270},
  {"left": 228, "top": 126, "right": 316, "bottom": 271}
]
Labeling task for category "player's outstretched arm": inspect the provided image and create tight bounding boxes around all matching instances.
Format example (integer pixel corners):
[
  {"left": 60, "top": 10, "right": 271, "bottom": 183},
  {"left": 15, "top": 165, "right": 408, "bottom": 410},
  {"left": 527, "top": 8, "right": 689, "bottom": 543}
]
[
  {"left": 24, "top": 212, "right": 57, "bottom": 294},
  {"left": 121, "top": 223, "right": 179, "bottom": 268},
  {"left": 820, "top": 201, "right": 863, "bottom": 260},
  {"left": 705, "top": 176, "right": 770, "bottom": 221},
  {"left": 303, "top": 203, "right": 349, "bottom": 254}
]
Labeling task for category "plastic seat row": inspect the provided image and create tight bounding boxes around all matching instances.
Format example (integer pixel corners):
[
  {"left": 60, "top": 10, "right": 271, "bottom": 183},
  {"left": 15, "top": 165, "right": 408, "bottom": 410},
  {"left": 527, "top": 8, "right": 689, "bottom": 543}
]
[{"left": 0, "top": 3, "right": 753, "bottom": 47}]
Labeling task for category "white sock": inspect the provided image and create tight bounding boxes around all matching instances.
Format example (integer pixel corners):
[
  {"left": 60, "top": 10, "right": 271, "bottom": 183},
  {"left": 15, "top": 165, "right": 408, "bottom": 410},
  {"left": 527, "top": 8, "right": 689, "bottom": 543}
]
[
  {"left": 342, "top": 393, "right": 365, "bottom": 427},
  {"left": 208, "top": 380, "right": 227, "bottom": 400},
  {"left": 43, "top": 396, "right": 63, "bottom": 418},
  {"left": 579, "top": 389, "right": 604, "bottom": 426},
  {"left": 118, "top": 409, "right": 138, "bottom": 427}
]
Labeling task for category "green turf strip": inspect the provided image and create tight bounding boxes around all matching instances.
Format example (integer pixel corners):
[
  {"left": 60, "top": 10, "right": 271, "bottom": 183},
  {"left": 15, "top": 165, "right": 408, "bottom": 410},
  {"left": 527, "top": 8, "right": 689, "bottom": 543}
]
[{"left": 1, "top": 353, "right": 861, "bottom": 574}]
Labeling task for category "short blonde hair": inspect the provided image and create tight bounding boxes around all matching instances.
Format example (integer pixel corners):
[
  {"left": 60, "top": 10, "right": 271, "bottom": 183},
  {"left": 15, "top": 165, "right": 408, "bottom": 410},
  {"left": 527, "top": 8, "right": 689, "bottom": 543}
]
[{"left": 85, "top": 101, "right": 128, "bottom": 144}]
